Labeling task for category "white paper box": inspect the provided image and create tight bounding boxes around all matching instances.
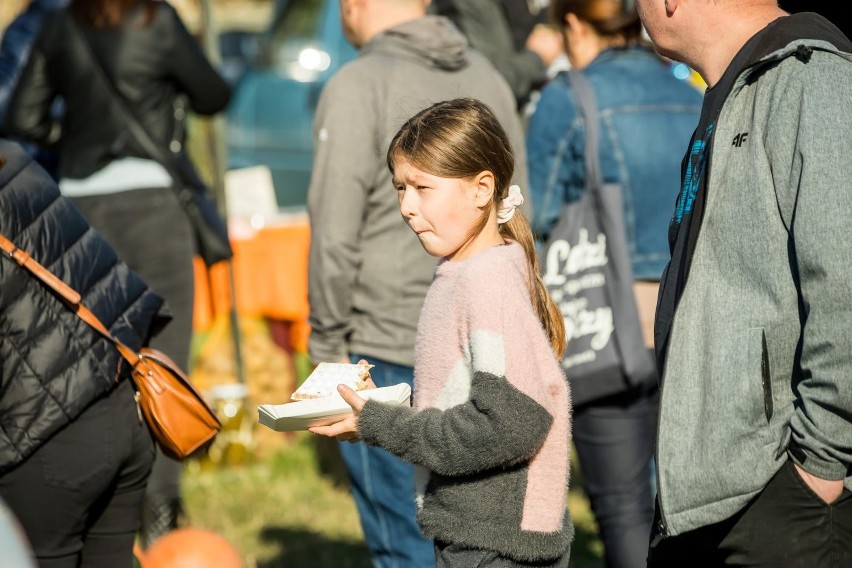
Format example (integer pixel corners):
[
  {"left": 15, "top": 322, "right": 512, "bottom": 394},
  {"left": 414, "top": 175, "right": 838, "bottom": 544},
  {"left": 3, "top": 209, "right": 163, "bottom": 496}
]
[{"left": 257, "top": 383, "right": 412, "bottom": 432}]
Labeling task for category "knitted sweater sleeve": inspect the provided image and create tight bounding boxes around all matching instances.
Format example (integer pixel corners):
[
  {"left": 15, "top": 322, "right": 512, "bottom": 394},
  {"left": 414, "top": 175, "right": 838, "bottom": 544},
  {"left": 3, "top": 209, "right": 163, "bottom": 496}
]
[{"left": 358, "top": 261, "right": 555, "bottom": 476}]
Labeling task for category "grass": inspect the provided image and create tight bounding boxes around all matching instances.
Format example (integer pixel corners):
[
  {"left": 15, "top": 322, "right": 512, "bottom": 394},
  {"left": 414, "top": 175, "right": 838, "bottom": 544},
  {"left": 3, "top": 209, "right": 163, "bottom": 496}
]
[
  {"left": 182, "top": 434, "right": 368, "bottom": 567},
  {"left": 181, "top": 432, "right": 604, "bottom": 567}
]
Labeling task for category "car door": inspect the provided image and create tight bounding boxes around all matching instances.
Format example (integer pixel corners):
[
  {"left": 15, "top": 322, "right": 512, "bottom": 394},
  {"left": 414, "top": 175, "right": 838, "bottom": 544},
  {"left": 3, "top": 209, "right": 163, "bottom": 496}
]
[{"left": 225, "top": 0, "right": 357, "bottom": 209}]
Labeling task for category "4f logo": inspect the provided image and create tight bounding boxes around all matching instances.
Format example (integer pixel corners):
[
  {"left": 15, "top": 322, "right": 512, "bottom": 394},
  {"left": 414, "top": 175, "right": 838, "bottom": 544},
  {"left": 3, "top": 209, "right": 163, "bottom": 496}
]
[{"left": 732, "top": 132, "right": 749, "bottom": 147}]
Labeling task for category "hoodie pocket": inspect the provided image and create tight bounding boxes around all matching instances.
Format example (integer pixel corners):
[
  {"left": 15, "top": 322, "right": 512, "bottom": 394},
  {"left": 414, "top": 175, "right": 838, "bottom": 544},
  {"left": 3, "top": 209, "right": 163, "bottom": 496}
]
[
  {"left": 742, "top": 328, "right": 772, "bottom": 436},
  {"left": 699, "top": 327, "right": 774, "bottom": 447},
  {"left": 759, "top": 329, "right": 773, "bottom": 424}
]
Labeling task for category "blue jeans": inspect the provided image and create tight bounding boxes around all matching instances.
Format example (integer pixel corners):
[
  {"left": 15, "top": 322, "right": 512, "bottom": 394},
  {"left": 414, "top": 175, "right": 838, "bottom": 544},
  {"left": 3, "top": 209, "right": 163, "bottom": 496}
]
[{"left": 341, "top": 355, "right": 434, "bottom": 568}]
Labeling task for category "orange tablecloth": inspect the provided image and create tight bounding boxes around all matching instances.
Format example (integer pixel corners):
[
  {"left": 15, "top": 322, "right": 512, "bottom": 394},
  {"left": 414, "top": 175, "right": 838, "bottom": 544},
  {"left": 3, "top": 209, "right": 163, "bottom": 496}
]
[{"left": 193, "top": 219, "right": 311, "bottom": 352}]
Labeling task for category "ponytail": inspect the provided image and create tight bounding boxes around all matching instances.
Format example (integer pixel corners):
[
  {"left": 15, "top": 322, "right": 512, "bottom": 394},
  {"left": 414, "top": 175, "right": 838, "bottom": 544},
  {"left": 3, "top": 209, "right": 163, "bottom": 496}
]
[{"left": 500, "top": 213, "right": 566, "bottom": 359}]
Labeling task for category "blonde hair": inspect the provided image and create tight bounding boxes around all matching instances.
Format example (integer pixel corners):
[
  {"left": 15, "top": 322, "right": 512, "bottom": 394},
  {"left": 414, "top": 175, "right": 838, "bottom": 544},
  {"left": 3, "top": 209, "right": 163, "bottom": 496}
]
[{"left": 387, "top": 98, "right": 566, "bottom": 358}]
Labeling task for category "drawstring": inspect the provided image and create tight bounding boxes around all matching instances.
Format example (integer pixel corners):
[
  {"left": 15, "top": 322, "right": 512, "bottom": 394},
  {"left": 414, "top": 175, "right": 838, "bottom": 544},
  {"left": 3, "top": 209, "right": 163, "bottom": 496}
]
[{"left": 795, "top": 44, "right": 813, "bottom": 63}]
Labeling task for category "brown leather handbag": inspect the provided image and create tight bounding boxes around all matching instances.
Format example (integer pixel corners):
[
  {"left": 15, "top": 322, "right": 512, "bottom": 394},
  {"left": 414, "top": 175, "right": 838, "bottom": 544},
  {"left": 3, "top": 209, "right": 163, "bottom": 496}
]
[{"left": 0, "top": 234, "right": 221, "bottom": 461}]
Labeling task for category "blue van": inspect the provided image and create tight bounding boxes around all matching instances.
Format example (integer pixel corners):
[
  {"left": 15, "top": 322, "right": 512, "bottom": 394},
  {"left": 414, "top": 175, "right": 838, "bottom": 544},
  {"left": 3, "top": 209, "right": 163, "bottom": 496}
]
[{"left": 222, "top": 0, "right": 357, "bottom": 209}]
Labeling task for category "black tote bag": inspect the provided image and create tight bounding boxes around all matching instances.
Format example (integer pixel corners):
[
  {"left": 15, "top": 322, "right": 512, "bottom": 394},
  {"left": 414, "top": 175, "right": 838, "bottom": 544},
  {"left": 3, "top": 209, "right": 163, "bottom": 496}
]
[{"left": 540, "top": 70, "right": 656, "bottom": 406}]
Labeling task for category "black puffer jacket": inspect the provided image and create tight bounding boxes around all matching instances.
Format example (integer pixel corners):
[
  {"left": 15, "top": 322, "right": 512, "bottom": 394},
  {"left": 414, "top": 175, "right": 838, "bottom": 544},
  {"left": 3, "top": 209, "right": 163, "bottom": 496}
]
[
  {"left": 0, "top": 139, "right": 168, "bottom": 473},
  {"left": 4, "top": 2, "right": 230, "bottom": 179}
]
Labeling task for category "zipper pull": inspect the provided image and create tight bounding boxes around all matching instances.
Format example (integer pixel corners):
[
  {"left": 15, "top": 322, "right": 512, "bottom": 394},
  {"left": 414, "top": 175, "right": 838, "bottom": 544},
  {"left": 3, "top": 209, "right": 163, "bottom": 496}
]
[
  {"left": 650, "top": 518, "right": 669, "bottom": 548},
  {"left": 134, "top": 391, "right": 144, "bottom": 424}
]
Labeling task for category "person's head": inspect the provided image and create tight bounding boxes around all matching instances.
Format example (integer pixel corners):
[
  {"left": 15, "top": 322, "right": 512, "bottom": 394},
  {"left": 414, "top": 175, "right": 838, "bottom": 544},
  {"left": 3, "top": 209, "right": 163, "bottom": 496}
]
[
  {"left": 70, "top": 0, "right": 154, "bottom": 28},
  {"left": 387, "top": 98, "right": 566, "bottom": 357},
  {"left": 634, "top": 0, "right": 785, "bottom": 86},
  {"left": 551, "top": 0, "right": 644, "bottom": 67},
  {"left": 339, "top": 0, "right": 431, "bottom": 48}
]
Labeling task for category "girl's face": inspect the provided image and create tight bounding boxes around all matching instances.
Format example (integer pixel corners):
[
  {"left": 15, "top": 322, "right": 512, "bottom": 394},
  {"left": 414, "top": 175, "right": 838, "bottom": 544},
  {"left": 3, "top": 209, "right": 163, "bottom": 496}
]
[{"left": 392, "top": 158, "right": 490, "bottom": 261}]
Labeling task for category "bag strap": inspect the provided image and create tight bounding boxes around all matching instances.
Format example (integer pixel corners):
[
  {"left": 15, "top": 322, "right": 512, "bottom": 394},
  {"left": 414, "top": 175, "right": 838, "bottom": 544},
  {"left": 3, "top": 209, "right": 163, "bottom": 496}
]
[
  {"left": 566, "top": 70, "right": 604, "bottom": 192},
  {"left": 66, "top": 17, "right": 185, "bottom": 189},
  {"left": 0, "top": 233, "right": 143, "bottom": 368}
]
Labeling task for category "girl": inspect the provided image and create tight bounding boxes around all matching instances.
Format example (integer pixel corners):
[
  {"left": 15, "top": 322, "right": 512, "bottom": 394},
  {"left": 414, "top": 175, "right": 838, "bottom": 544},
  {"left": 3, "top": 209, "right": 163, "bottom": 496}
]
[{"left": 311, "top": 98, "right": 573, "bottom": 567}]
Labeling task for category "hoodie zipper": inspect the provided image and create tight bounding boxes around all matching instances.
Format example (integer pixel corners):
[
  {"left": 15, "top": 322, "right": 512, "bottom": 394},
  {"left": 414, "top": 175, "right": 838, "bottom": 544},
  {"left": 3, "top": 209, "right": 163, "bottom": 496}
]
[
  {"left": 653, "top": 73, "right": 733, "bottom": 541},
  {"left": 654, "top": 365, "right": 670, "bottom": 540}
]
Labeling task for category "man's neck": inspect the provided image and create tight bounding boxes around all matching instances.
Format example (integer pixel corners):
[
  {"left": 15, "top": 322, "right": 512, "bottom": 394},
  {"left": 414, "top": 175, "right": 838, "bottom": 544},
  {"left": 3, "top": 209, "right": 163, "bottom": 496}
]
[
  {"left": 360, "top": 11, "right": 425, "bottom": 46},
  {"left": 692, "top": 7, "right": 787, "bottom": 88}
]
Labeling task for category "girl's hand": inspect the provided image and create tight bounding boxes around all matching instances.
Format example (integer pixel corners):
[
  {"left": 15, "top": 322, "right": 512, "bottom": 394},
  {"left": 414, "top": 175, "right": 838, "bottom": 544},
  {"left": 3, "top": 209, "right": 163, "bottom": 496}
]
[{"left": 308, "top": 359, "right": 376, "bottom": 443}]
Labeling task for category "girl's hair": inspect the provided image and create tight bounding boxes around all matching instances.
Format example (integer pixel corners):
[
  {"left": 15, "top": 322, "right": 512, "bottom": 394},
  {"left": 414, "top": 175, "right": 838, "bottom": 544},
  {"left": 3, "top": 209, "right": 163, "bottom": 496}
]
[
  {"left": 550, "top": 0, "right": 644, "bottom": 45},
  {"left": 70, "top": 0, "right": 156, "bottom": 29},
  {"left": 387, "top": 98, "right": 566, "bottom": 358}
]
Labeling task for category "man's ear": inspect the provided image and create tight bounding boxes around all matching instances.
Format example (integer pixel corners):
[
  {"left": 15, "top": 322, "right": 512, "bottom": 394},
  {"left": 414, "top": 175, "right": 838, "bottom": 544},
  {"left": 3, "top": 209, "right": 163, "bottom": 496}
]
[
  {"left": 472, "top": 171, "right": 496, "bottom": 208},
  {"left": 564, "top": 12, "right": 580, "bottom": 32},
  {"left": 341, "top": 0, "right": 359, "bottom": 14}
]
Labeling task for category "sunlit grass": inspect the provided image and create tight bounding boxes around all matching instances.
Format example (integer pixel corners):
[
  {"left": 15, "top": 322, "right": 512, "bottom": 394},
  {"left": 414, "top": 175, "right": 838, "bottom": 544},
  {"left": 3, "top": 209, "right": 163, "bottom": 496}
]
[
  {"left": 182, "top": 433, "right": 603, "bottom": 568},
  {"left": 183, "top": 433, "right": 369, "bottom": 567}
]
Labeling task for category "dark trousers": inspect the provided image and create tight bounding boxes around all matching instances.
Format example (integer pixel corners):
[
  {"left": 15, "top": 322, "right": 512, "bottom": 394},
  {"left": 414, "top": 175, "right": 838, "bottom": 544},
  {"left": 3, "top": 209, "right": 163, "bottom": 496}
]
[
  {"left": 0, "top": 380, "right": 155, "bottom": 568},
  {"left": 647, "top": 459, "right": 852, "bottom": 567},
  {"left": 572, "top": 387, "right": 657, "bottom": 568},
  {"left": 72, "top": 187, "right": 195, "bottom": 543},
  {"left": 434, "top": 540, "right": 570, "bottom": 568}
]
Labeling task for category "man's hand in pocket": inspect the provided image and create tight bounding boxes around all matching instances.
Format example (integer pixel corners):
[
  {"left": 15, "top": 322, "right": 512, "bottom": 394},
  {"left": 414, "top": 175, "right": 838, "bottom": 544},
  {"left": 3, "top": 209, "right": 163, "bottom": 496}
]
[{"left": 794, "top": 463, "right": 844, "bottom": 504}]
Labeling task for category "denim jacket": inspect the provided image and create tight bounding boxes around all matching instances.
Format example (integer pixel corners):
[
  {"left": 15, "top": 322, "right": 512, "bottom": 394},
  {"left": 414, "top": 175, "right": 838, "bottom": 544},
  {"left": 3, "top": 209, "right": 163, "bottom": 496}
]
[
  {"left": 527, "top": 46, "right": 702, "bottom": 280},
  {"left": 0, "top": 0, "right": 68, "bottom": 177},
  {"left": 0, "top": 0, "right": 68, "bottom": 128}
]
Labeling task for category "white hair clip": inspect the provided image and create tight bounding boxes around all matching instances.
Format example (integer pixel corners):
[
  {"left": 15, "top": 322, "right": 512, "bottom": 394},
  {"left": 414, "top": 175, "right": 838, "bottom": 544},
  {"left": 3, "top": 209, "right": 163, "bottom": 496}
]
[{"left": 496, "top": 185, "right": 524, "bottom": 224}]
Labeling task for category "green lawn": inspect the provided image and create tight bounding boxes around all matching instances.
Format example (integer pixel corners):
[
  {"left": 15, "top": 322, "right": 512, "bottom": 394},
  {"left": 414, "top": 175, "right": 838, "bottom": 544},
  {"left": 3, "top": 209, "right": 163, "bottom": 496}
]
[{"left": 182, "top": 433, "right": 603, "bottom": 567}]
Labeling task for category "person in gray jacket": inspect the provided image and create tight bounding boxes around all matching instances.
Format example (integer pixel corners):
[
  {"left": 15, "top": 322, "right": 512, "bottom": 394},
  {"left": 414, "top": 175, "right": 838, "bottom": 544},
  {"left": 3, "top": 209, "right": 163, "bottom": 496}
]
[
  {"left": 307, "top": 0, "right": 527, "bottom": 566},
  {"left": 636, "top": 0, "right": 852, "bottom": 565},
  {"left": 429, "top": 0, "right": 562, "bottom": 107}
]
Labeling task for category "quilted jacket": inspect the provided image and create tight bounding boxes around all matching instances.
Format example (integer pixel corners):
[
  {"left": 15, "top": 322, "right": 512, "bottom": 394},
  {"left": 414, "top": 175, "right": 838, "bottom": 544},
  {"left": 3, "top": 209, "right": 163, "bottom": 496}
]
[{"left": 0, "top": 139, "right": 168, "bottom": 473}]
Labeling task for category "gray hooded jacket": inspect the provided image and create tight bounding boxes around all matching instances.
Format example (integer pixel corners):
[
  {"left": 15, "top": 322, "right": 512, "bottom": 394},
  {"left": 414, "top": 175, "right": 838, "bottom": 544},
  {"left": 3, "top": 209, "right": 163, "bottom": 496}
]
[
  {"left": 657, "top": 14, "right": 852, "bottom": 536},
  {"left": 308, "top": 16, "right": 527, "bottom": 367}
]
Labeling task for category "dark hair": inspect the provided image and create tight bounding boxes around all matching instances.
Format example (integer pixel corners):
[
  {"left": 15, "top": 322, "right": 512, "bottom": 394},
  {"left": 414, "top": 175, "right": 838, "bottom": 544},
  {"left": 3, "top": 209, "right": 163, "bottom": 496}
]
[
  {"left": 387, "top": 98, "right": 566, "bottom": 357},
  {"left": 70, "top": 0, "right": 156, "bottom": 29},
  {"left": 551, "top": 0, "right": 643, "bottom": 45}
]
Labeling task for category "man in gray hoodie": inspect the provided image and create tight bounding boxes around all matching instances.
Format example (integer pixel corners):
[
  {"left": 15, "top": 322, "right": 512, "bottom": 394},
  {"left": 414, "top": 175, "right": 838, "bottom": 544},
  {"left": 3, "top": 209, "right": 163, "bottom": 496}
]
[{"left": 306, "top": 0, "right": 527, "bottom": 566}]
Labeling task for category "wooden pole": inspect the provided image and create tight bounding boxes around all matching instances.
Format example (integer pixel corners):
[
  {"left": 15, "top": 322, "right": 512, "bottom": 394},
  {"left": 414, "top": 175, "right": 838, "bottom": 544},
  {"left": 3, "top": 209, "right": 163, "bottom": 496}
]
[{"left": 196, "top": 0, "right": 247, "bottom": 388}]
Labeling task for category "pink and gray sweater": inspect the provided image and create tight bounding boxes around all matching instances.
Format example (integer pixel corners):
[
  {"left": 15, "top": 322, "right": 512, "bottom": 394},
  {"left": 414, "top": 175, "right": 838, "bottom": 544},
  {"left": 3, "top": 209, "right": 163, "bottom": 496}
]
[{"left": 359, "top": 242, "right": 573, "bottom": 562}]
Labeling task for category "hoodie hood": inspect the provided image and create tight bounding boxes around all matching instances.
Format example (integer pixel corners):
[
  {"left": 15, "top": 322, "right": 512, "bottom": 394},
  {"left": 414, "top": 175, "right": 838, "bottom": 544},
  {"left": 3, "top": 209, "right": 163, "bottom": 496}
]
[
  {"left": 362, "top": 15, "right": 469, "bottom": 71},
  {"left": 747, "top": 12, "right": 852, "bottom": 69}
]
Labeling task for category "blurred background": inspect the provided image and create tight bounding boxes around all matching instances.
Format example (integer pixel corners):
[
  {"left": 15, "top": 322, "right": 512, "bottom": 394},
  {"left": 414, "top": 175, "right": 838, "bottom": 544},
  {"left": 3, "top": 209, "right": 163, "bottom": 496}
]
[
  {"left": 0, "top": 1, "right": 846, "bottom": 566},
  {"left": 0, "top": 1, "right": 606, "bottom": 566}
]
